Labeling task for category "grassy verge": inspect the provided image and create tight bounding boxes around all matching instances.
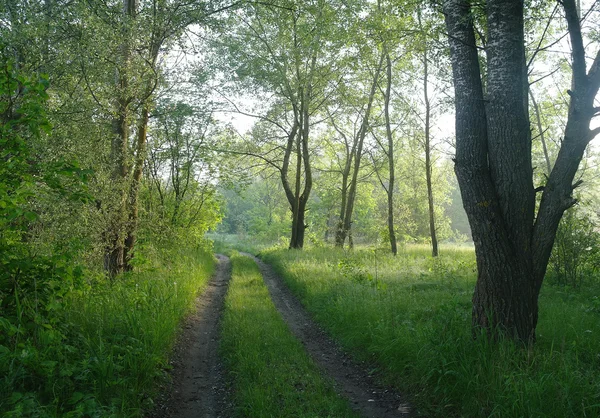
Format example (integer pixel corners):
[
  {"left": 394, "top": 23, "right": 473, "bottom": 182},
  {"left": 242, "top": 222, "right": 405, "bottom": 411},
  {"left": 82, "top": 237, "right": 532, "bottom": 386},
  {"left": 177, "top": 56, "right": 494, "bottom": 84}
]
[
  {"left": 260, "top": 245, "right": 600, "bottom": 417},
  {"left": 0, "top": 245, "right": 215, "bottom": 417},
  {"left": 220, "top": 253, "right": 357, "bottom": 418}
]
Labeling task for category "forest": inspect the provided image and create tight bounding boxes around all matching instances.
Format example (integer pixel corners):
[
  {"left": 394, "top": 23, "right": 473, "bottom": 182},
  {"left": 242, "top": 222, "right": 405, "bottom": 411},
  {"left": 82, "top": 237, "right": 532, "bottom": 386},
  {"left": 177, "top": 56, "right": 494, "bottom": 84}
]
[{"left": 1, "top": 0, "right": 600, "bottom": 416}]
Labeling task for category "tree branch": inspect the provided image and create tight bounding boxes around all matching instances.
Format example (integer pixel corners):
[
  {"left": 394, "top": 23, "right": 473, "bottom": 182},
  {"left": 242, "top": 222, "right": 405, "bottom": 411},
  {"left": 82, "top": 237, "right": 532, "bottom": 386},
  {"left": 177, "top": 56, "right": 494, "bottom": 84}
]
[{"left": 562, "top": 0, "right": 587, "bottom": 89}]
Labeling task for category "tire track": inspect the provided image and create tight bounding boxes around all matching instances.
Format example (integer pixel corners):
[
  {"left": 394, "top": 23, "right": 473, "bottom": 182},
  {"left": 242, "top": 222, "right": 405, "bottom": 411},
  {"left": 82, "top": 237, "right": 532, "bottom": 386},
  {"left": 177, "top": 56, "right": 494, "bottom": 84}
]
[
  {"left": 149, "top": 254, "right": 232, "bottom": 418},
  {"left": 242, "top": 253, "right": 413, "bottom": 418}
]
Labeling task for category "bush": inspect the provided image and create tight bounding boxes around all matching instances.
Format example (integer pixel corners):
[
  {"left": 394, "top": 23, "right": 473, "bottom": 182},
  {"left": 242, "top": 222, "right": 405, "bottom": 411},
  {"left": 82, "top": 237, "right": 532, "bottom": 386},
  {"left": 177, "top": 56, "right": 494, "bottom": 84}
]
[{"left": 548, "top": 208, "right": 600, "bottom": 287}]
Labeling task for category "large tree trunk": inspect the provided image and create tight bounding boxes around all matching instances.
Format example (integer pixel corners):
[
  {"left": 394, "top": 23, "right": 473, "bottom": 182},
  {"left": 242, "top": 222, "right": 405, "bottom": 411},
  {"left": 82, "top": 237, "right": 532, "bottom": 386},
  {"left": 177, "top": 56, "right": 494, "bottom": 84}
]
[
  {"left": 105, "top": 0, "right": 136, "bottom": 278},
  {"left": 443, "top": 0, "right": 600, "bottom": 343}
]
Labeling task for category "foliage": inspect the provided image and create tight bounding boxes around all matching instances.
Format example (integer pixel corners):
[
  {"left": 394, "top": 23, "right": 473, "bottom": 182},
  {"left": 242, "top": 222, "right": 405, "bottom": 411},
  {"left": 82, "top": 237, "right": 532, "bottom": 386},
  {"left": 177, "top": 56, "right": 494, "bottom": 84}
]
[
  {"left": 548, "top": 207, "right": 600, "bottom": 287},
  {"left": 0, "top": 62, "right": 93, "bottom": 414},
  {"left": 1, "top": 241, "right": 215, "bottom": 416}
]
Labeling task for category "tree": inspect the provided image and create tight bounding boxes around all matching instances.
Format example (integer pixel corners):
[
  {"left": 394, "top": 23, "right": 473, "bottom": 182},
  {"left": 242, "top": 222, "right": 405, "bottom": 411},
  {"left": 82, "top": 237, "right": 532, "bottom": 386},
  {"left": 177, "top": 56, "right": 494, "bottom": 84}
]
[
  {"left": 215, "top": 0, "right": 342, "bottom": 249},
  {"left": 417, "top": 8, "right": 439, "bottom": 257},
  {"left": 443, "top": 0, "right": 600, "bottom": 342}
]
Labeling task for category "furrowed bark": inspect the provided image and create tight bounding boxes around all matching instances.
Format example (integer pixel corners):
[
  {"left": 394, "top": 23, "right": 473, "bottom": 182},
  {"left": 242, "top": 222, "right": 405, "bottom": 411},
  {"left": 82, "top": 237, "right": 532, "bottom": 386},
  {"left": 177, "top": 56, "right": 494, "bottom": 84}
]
[
  {"left": 444, "top": 0, "right": 600, "bottom": 343},
  {"left": 444, "top": 0, "right": 537, "bottom": 342}
]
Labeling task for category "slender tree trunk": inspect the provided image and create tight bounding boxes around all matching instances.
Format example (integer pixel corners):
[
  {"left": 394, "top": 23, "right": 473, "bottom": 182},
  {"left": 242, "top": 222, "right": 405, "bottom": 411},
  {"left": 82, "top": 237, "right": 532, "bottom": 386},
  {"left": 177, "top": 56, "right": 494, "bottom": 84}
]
[
  {"left": 283, "top": 11, "right": 319, "bottom": 250},
  {"left": 329, "top": 110, "right": 356, "bottom": 248},
  {"left": 124, "top": 105, "right": 149, "bottom": 271},
  {"left": 422, "top": 36, "right": 438, "bottom": 257},
  {"left": 290, "top": 113, "right": 303, "bottom": 248},
  {"left": 529, "top": 90, "right": 552, "bottom": 175},
  {"left": 334, "top": 162, "right": 351, "bottom": 247},
  {"left": 383, "top": 49, "right": 397, "bottom": 255},
  {"left": 337, "top": 53, "right": 385, "bottom": 247}
]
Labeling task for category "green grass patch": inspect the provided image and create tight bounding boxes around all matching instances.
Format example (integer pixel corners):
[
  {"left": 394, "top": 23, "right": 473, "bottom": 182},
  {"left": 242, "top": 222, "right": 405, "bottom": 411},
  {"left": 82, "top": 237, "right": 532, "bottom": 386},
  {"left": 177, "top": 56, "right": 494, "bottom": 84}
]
[
  {"left": 0, "top": 245, "right": 215, "bottom": 417},
  {"left": 220, "top": 253, "right": 357, "bottom": 418},
  {"left": 260, "top": 245, "right": 600, "bottom": 417}
]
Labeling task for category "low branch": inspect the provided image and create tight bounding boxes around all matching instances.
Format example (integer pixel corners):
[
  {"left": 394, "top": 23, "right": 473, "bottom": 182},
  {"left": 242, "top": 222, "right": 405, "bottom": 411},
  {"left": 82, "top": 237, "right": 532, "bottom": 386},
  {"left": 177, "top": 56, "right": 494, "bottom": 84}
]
[{"left": 572, "top": 179, "right": 584, "bottom": 189}]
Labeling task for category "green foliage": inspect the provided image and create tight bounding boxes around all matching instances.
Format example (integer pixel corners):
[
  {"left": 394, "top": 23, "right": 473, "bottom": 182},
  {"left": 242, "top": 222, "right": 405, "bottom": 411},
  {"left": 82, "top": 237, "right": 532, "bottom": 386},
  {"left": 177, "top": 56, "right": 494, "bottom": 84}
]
[
  {"left": 548, "top": 208, "right": 600, "bottom": 287},
  {"left": 0, "top": 63, "right": 94, "bottom": 416},
  {"left": 261, "top": 246, "right": 600, "bottom": 417},
  {"left": 221, "top": 253, "right": 357, "bottom": 418},
  {"left": 218, "top": 175, "right": 289, "bottom": 243},
  {"left": 1, "top": 243, "right": 215, "bottom": 417}
]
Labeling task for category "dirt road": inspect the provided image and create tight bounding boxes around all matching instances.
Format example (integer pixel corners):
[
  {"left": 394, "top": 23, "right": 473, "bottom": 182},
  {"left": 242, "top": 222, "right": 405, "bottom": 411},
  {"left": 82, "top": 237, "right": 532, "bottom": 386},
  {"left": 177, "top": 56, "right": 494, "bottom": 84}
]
[
  {"left": 244, "top": 253, "right": 413, "bottom": 418},
  {"left": 149, "top": 254, "right": 231, "bottom": 418}
]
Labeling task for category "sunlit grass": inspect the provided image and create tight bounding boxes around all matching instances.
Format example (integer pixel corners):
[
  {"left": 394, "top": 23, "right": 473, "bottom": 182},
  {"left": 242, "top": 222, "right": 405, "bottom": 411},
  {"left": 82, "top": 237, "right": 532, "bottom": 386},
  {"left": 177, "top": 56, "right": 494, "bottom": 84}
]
[
  {"left": 62, "top": 247, "right": 216, "bottom": 416},
  {"left": 220, "top": 253, "right": 358, "bottom": 418},
  {"left": 261, "top": 246, "right": 600, "bottom": 417}
]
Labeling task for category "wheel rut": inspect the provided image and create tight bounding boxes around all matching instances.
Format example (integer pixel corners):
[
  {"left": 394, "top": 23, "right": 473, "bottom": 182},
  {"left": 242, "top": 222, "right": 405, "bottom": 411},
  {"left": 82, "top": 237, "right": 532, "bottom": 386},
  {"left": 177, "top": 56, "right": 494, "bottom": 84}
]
[
  {"left": 242, "top": 252, "right": 413, "bottom": 418},
  {"left": 148, "top": 254, "right": 232, "bottom": 418}
]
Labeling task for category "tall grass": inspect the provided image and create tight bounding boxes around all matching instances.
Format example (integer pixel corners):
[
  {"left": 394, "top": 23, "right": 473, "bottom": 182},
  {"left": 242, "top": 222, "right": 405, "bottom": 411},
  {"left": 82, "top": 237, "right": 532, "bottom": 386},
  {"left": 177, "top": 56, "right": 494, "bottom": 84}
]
[
  {"left": 261, "top": 245, "right": 600, "bottom": 417},
  {"left": 0, "top": 245, "right": 215, "bottom": 417},
  {"left": 220, "top": 253, "right": 358, "bottom": 418}
]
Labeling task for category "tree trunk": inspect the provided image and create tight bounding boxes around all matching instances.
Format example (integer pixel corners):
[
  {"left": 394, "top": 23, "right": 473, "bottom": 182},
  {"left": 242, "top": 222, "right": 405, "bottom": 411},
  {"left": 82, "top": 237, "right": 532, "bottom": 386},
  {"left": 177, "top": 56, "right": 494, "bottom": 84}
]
[
  {"left": 334, "top": 177, "right": 348, "bottom": 247},
  {"left": 105, "top": 78, "right": 129, "bottom": 278},
  {"left": 529, "top": 90, "right": 552, "bottom": 175},
  {"left": 105, "top": 0, "right": 136, "bottom": 278},
  {"left": 443, "top": 0, "right": 537, "bottom": 342},
  {"left": 290, "top": 196, "right": 307, "bottom": 249},
  {"left": 443, "top": 0, "right": 600, "bottom": 343},
  {"left": 383, "top": 49, "right": 397, "bottom": 256},
  {"left": 124, "top": 105, "right": 149, "bottom": 271},
  {"left": 337, "top": 52, "right": 385, "bottom": 247},
  {"left": 422, "top": 30, "right": 438, "bottom": 257}
]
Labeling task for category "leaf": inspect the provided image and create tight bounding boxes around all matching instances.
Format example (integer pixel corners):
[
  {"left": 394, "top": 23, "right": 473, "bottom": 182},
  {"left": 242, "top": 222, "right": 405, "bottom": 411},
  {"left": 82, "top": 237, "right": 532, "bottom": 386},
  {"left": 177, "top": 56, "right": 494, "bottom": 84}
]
[
  {"left": 23, "top": 211, "right": 38, "bottom": 221},
  {"left": 69, "top": 392, "right": 85, "bottom": 405}
]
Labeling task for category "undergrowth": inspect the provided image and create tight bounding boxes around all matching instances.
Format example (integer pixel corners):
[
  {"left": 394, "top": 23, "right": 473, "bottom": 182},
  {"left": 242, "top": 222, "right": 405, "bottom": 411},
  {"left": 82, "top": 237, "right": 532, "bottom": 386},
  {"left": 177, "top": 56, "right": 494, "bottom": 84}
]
[
  {"left": 220, "top": 253, "right": 357, "bottom": 418},
  {"left": 0, "top": 243, "right": 215, "bottom": 417},
  {"left": 260, "top": 245, "right": 600, "bottom": 417}
]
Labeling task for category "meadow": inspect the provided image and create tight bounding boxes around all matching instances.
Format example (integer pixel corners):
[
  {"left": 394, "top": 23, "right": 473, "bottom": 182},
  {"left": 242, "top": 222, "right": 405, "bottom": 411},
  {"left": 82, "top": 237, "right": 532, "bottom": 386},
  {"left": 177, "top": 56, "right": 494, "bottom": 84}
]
[{"left": 255, "top": 244, "right": 600, "bottom": 417}]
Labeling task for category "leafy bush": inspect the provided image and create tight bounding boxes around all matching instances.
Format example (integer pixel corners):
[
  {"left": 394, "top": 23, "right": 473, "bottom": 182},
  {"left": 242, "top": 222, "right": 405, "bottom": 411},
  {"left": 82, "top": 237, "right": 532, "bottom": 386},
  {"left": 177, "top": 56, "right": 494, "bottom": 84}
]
[{"left": 548, "top": 208, "right": 600, "bottom": 287}]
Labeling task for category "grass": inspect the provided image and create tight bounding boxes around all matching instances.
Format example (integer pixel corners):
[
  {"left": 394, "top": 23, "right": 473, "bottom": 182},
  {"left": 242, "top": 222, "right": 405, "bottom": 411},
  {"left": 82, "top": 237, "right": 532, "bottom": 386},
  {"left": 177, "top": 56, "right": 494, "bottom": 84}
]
[
  {"left": 0, "top": 244, "right": 215, "bottom": 417},
  {"left": 220, "top": 253, "right": 358, "bottom": 418},
  {"left": 259, "top": 245, "right": 600, "bottom": 417}
]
